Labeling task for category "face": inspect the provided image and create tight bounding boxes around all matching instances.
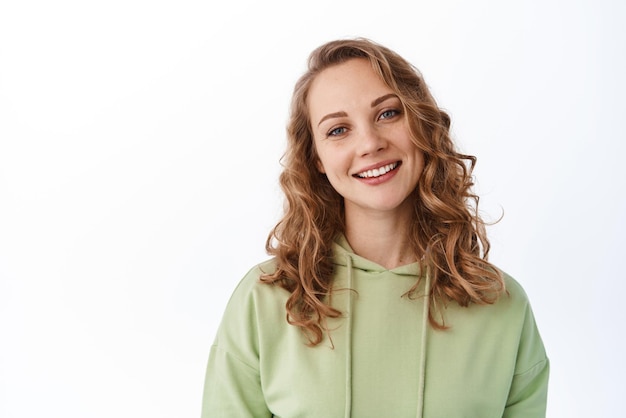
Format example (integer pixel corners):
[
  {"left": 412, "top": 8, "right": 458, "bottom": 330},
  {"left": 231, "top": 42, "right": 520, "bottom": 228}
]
[{"left": 308, "top": 58, "right": 424, "bottom": 220}]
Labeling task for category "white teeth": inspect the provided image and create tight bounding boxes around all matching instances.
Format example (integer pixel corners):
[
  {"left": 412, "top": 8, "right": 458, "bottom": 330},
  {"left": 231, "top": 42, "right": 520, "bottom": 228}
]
[{"left": 357, "top": 162, "right": 398, "bottom": 178}]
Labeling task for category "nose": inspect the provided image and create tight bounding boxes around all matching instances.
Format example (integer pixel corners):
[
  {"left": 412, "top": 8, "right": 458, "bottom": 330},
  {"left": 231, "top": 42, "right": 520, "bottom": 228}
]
[{"left": 357, "top": 125, "right": 387, "bottom": 156}]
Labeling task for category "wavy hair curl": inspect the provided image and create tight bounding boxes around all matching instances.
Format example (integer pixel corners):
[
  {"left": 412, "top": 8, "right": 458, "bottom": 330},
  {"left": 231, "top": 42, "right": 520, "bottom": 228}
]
[{"left": 262, "top": 38, "right": 504, "bottom": 345}]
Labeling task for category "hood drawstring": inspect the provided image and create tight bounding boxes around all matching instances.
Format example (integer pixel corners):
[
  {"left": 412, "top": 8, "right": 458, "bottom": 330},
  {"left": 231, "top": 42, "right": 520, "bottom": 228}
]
[
  {"left": 338, "top": 241, "right": 429, "bottom": 418},
  {"left": 416, "top": 273, "right": 431, "bottom": 418},
  {"left": 344, "top": 254, "right": 354, "bottom": 418}
]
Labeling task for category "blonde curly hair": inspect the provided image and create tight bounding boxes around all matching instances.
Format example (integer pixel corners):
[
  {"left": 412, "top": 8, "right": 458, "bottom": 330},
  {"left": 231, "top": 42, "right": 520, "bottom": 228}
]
[{"left": 262, "top": 38, "right": 504, "bottom": 345}]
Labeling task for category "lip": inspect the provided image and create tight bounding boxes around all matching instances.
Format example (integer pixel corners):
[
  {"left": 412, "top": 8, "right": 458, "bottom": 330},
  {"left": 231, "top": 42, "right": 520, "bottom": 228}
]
[
  {"left": 352, "top": 160, "right": 401, "bottom": 177},
  {"left": 352, "top": 160, "right": 402, "bottom": 185}
]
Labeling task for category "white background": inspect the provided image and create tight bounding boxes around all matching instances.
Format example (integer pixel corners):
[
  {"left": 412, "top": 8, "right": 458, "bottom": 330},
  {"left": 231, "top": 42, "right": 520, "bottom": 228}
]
[{"left": 1, "top": 0, "right": 624, "bottom": 416}]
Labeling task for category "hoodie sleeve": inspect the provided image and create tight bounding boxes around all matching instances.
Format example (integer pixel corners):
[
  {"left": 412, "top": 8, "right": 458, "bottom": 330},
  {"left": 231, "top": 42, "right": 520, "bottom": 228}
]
[
  {"left": 201, "top": 266, "right": 273, "bottom": 418},
  {"left": 201, "top": 343, "right": 271, "bottom": 418},
  {"left": 502, "top": 302, "right": 550, "bottom": 418}
]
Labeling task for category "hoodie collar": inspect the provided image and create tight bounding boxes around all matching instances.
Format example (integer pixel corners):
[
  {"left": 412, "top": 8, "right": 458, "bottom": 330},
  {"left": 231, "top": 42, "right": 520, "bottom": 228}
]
[{"left": 331, "top": 234, "right": 421, "bottom": 277}]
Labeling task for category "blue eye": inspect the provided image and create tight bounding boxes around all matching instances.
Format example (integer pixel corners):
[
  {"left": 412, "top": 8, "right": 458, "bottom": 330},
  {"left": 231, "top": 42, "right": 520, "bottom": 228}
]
[
  {"left": 328, "top": 127, "right": 347, "bottom": 137},
  {"left": 379, "top": 109, "right": 399, "bottom": 120}
]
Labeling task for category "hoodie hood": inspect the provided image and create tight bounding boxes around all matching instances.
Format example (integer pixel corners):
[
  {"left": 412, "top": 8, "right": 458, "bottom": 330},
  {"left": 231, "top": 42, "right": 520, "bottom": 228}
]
[
  {"left": 331, "top": 234, "right": 422, "bottom": 276},
  {"left": 330, "top": 235, "right": 430, "bottom": 418}
]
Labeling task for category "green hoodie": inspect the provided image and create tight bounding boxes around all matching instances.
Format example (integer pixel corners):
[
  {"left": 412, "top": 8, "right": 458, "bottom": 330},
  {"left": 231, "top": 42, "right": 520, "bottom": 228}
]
[{"left": 202, "top": 236, "right": 549, "bottom": 417}]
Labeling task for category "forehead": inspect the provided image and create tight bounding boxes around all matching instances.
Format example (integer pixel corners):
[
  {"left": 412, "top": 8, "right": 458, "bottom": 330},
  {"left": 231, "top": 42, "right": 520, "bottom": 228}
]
[{"left": 307, "top": 58, "right": 393, "bottom": 114}]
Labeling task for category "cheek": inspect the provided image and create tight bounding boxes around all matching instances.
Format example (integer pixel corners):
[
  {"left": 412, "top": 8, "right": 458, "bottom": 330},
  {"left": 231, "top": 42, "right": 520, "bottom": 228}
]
[
  {"left": 313, "top": 144, "right": 326, "bottom": 173},
  {"left": 416, "top": 150, "right": 426, "bottom": 171},
  {"left": 313, "top": 141, "right": 340, "bottom": 175},
  {"left": 316, "top": 160, "right": 326, "bottom": 173},
  {"left": 315, "top": 142, "right": 351, "bottom": 178}
]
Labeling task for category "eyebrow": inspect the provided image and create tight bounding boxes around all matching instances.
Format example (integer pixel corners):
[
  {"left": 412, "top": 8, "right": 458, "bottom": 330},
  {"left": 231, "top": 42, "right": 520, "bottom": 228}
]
[
  {"left": 317, "top": 111, "right": 347, "bottom": 127},
  {"left": 371, "top": 93, "right": 399, "bottom": 107},
  {"left": 317, "top": 93, "right": 400, "bottom": 127}
]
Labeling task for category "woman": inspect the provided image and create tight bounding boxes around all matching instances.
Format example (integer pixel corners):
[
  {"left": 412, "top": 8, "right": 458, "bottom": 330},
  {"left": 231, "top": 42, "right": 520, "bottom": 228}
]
[{"left": 202, "top": 38, "right": 549, "bottom": 418}]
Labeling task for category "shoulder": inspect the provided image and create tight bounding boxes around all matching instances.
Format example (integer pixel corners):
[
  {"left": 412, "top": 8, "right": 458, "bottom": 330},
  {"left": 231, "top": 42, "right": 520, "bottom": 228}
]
[
  {"left": 500, "top": 270, "right": 532, "bottom": 308},
  {"left": 475, "top": 269, "right": 537, "bottom": 326},
  {"left": 217, "top": 258, "right": 287, "bottom": 334},
  {"left": 493, "top": 270, "right": 548, "bottom": 359},
  {"left": 446, "top": 269, "right": 537, "bottom": 329},
  {"left": 222, "top": 258, "right": 288, "bottom": 310},
  {"left": 498, "top": 270, "right": 549, "bottom": 379},
  {"left": 212, "top": 258, "right": 289, "bottom": 361},
  {"left": 219, "top": 258, "right": 287, "bottom": 316},
  {"left": 227, "top": 258, "right": 279, "bottom": 298}
]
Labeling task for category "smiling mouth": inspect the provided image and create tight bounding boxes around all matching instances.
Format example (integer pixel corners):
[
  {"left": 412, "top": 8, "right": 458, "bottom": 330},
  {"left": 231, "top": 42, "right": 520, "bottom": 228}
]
[{"left": 355, "top": 162, "right": 400, "bottom": 179}]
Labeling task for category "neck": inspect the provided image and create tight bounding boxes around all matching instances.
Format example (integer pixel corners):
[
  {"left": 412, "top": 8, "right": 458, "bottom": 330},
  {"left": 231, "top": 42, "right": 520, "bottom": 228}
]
[{"left": 344, "top": 206, "right": 418, "bottom": 269}]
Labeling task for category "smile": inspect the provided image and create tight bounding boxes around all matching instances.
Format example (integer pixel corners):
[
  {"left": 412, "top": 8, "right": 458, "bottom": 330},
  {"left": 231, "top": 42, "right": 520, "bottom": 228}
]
[{"left": 355, "top": 162, "right": 399, "bottom": 179}]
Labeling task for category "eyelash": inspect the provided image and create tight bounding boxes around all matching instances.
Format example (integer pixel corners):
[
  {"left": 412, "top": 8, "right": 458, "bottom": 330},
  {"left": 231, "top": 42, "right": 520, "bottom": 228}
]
[
  {"left": 324, "top": 108, "right": 402, "bottom": 138},
  {"left": 379, "top": 108, "right": 400, "bottom": 120},
  {"left": 327, "top": 127, "right": 347, "bottom": 137}
]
